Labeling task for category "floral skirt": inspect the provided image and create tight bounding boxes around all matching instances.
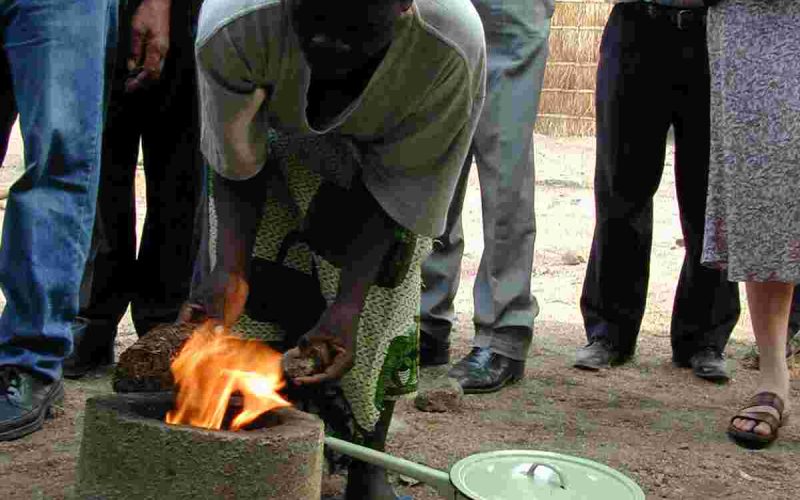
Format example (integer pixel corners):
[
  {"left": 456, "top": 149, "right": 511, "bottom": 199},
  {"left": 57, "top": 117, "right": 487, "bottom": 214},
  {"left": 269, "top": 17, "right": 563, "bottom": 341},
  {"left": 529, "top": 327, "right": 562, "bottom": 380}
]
[{"left": 702, "top": 0, "right": 800, "bottom": 282}]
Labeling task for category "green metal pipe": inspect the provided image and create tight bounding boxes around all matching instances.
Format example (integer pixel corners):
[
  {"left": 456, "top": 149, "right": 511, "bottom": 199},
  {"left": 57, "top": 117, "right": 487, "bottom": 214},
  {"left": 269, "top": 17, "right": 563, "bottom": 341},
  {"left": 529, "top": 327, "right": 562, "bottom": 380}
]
[{"left": 324, "top": 436, "right": 457, "bottom": 499}]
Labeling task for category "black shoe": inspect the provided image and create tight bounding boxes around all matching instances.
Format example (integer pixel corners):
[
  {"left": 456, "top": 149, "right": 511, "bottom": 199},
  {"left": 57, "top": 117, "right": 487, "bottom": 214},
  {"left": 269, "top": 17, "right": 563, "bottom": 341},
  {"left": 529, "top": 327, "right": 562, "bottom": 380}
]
[
  {"left": 447, "top": 348, "right": 524, "bottom": 394},
  {"left": 0, "top": 366, "right": 64, "bottom": 441},
  {"left": 419, "top": 331, "right": 450, "bottom": 367},
  {"left": 63, "top": 317, "right": 115, "bottom": 380},
  {"left": 574, "top": 339, "right": 628, "bottom": 371},
  {"left": 686, "top": 348, "right": 729, "bottom": 383}
]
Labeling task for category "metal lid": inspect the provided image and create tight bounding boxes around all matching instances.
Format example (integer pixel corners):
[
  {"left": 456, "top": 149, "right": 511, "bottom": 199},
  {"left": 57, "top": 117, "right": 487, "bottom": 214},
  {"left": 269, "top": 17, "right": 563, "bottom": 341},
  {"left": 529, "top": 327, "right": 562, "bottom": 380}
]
[{"left": 449, "top": 450, "right": 645, "bottom": 500}]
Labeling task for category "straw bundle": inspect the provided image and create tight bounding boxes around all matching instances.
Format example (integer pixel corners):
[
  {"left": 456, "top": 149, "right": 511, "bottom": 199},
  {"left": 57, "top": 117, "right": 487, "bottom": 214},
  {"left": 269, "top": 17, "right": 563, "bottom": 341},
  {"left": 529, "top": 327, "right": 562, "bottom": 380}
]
[
  {"left": 539, "top": 88, "right": 594, "bottom": 118},
  {"left": 547, "top": 26, "right": 605, "bottom": 64},
  {"left": 535, "top": 115, "right": 595, "bottom": 137},
  {"left": 552, "top": 0, "right": 613, "bottom": 27},
  {"left": 542, "top": 62, "right": 597, "bottom": 91},
  {"left": 535, "top": 0, "right": 611, "bottom": 137}
]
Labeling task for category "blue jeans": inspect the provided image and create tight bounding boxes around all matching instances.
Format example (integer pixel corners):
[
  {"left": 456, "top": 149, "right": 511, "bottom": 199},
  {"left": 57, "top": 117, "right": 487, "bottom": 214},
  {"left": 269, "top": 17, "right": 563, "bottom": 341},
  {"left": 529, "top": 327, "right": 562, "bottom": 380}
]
[
  {"left": 0, "top": 0, "right": 118, "bottom": 381},
  {"left": 420, "top": 0, "right": 554, "bottom": 360}
]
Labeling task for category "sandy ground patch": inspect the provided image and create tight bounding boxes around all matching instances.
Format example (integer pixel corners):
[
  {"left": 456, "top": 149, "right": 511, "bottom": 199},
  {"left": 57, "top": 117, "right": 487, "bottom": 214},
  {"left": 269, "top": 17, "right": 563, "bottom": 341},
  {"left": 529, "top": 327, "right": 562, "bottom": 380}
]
[{"left": 0, "top": 125, "right": 797, "bottom": 499}]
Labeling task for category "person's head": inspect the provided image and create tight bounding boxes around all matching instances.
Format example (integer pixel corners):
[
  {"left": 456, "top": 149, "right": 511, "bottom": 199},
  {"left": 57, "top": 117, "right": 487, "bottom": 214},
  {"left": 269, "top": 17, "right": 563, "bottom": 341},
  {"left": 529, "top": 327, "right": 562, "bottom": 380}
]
[{"left": 290, "top": 0, "right": 413, "bottom": 79}]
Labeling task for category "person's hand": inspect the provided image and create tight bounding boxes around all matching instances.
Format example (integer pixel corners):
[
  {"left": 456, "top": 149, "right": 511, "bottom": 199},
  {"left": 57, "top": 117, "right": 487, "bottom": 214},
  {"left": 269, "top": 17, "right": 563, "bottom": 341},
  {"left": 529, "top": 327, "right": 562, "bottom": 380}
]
[
  {"left": 126, "top": 0, "right": 171, "bottom": 93},
  {"left": 286, "top": 303, "right": 359, "bottom": 385},
  {"left": 177, "top": 270, "right": 249, "bottom": 329}
]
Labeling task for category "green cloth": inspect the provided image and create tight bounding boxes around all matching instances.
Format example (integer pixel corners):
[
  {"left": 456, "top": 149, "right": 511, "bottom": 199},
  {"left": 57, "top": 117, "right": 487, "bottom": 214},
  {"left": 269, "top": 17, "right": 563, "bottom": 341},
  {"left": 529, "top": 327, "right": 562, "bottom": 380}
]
[{"left": 204, "top": 134, "right": 431, "bottom": 434}]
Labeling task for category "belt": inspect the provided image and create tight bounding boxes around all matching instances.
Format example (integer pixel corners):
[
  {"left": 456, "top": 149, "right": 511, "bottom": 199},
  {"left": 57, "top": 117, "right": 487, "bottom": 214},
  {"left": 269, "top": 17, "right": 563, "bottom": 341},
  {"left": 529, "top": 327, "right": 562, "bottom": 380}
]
[{"left": 629, "top": 3, "right": 707, "bottom": 30}]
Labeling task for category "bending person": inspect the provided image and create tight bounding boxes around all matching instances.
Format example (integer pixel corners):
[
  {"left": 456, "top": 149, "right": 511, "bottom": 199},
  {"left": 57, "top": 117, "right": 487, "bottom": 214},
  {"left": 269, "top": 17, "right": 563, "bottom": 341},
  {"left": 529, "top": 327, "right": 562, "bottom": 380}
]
[{"left": 184, "top": 0, "right": 485, "bottom": 498}]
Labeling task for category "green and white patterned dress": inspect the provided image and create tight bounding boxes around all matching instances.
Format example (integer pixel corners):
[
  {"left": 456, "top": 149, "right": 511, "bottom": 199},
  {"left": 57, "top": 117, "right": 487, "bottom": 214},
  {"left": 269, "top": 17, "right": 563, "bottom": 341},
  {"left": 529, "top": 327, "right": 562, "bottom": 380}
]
[{"left": 196, "top": 131, "right": 430, "bottom": 438}]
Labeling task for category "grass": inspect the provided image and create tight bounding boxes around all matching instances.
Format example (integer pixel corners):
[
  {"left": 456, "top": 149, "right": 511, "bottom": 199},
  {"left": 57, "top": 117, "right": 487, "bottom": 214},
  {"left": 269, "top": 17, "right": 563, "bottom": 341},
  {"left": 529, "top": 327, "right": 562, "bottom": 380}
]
[{"left": 651, "top": 409, "right": 724, "bottom": 443}]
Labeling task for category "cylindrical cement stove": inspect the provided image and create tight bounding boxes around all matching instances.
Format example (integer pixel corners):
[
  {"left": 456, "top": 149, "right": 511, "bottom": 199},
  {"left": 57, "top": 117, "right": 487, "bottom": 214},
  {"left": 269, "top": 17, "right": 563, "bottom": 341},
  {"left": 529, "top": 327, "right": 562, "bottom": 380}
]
[{"left": 76, "top": 393, "right": 323, "bottom": 499}]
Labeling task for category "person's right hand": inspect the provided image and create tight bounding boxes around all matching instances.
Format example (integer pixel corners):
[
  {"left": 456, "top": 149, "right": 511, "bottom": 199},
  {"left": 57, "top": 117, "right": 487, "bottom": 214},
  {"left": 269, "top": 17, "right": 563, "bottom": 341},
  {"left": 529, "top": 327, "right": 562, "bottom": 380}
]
[
  {"left": 177, "top": 270, "right": 249, "bottom": 330},
  {"left": 126, "top": 0, "right": 171, "bottom": 93},
  {"left": 285, "top": 302, "right": 359, "bottom": 385}
]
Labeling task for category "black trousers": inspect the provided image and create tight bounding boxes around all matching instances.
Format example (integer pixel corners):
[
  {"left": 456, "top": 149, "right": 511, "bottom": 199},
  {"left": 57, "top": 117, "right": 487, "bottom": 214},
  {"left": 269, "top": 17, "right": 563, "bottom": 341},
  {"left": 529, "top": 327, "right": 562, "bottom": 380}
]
[
  {"left": 79, "top": 0, "right": 203, "bottom": 337},
  {"left": 581, "top": 4, "right": 740, "bottom": 361},
  {"left": 0, "top": 51, "right": 15, "bottom": 165}
]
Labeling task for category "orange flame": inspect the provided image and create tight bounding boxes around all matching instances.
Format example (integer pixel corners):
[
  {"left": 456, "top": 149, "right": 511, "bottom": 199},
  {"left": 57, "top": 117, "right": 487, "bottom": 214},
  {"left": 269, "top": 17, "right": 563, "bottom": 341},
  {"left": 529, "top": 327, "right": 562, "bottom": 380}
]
[{"left": 165, "top": 322, "right": 291, "bottom": 431}]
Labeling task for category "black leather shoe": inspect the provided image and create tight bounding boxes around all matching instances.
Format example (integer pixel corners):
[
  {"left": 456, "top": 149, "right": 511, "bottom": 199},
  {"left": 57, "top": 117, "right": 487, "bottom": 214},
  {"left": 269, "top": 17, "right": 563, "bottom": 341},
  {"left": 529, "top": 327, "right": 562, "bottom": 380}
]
[
  {"left": 0, "top": 366, "right": 64, "bottom": 441},
  {"left": 419, "top": 331, "right": 450, "bottom": 367},
  {"left": 63, "top": 317, "right": 115, "bottom": 380},
  {"left": 447, "top": 348, "right": 524, "bottom": 394},
  {"left": 574, "top": 339, "right": 629, "bottom": 370},
  {"left": 682, "top": 348, "right": 729, "bottom": 383}
]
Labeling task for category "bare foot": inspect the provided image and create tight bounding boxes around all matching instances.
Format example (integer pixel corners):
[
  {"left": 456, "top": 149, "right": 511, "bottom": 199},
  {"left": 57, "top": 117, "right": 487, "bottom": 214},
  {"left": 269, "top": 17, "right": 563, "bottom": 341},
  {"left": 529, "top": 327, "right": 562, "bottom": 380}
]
[{"left": 731, "top": 391, "right": 789, "bottom": 437}]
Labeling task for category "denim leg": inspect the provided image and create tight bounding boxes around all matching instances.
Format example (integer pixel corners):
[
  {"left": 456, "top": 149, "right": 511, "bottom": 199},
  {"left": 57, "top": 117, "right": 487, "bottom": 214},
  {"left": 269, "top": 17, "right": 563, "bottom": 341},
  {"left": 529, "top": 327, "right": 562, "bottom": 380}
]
[{"left": 0, "top": 0, "right": 117, "bottom": 381}]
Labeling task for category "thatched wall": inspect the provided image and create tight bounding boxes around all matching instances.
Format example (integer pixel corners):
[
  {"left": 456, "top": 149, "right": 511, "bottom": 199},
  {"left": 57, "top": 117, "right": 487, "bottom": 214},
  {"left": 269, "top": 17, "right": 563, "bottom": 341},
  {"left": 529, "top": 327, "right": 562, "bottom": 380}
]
[{"left": 536, "top": 0, "right": 611, "bottom": 136}]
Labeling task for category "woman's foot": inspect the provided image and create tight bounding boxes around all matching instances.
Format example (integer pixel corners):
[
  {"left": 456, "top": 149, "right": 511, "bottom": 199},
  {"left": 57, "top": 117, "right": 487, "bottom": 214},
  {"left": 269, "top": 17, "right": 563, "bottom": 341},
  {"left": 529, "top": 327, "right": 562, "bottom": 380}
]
[{"left": 728, "top": 391, "right": 788, "bottom": 450}]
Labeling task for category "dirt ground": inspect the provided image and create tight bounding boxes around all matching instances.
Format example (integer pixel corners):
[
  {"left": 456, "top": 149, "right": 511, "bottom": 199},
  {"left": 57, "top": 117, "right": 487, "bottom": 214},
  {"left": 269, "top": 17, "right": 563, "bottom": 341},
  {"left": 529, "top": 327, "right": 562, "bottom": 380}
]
[{"left": 0, "top": 123, "right": 797, "bottom": 499}]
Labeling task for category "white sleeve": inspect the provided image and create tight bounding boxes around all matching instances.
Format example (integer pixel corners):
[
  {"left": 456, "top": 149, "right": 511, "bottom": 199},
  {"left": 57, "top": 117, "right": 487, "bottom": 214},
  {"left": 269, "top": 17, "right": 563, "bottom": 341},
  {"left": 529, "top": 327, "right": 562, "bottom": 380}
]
[{"left": 196, "top": 27, "right": 268, "bottom": 180}]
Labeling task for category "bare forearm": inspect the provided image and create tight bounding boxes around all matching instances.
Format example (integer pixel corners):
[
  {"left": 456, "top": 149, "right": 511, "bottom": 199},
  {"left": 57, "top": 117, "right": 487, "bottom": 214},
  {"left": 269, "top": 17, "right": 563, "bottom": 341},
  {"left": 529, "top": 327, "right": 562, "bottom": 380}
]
[
  {"left": 212, "top": 169, "right": 269, "bottom": 276},
  {"left": 333, "top": 201, "right": 399, "bottom": 314}
]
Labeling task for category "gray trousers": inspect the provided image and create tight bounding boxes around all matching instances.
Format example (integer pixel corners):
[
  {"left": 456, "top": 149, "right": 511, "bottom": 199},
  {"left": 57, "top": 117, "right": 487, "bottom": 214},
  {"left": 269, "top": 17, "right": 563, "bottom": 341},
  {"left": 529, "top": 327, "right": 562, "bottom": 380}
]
[{"left": 420, "top": 0, "right": 554, "bottom": 361}]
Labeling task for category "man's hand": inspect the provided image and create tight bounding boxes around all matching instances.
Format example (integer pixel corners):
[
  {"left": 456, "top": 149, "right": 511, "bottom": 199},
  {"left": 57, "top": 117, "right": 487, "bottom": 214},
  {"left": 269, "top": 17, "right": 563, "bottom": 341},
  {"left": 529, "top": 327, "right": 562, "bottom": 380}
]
[
  {"left": 288, "top": 303, "right": 360, "bottom": 385},
  {"left": 126, "top": 0, "right": 171, "bottom": 92},
  {"left": 286, "top": 184, "right": 401, "bottom": 385}
]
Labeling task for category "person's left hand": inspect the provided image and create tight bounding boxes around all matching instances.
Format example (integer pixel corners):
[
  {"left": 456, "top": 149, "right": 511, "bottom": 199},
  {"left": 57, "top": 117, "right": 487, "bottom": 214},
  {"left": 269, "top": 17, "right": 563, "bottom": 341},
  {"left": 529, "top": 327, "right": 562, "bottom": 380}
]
[
  {"left": 126, "top": 0, "right": 171, "bottom": 93},
  {"left": 285, "top": 303, "right": 360, "bottom": 385}
]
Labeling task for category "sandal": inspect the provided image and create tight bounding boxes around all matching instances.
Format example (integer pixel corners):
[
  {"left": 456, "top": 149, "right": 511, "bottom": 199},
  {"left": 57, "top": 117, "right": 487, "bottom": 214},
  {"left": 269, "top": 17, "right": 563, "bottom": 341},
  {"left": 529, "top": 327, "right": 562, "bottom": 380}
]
[{"left": 727, "top": 391, "right": 787, "bottom": 450}]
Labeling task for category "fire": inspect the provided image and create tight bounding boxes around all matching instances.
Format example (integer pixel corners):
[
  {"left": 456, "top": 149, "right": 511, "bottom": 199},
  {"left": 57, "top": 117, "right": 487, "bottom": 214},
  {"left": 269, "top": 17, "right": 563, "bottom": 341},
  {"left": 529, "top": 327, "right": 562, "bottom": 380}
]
[{"left": 166, "top": 322, "right": 291, "bottom": 431}]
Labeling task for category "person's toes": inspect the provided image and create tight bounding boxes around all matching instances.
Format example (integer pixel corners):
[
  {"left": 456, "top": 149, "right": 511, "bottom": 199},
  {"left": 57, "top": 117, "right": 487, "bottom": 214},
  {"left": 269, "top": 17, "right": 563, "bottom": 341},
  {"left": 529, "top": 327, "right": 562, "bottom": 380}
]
[
  {"left": 732, "top": 418, "right": 754, "bottom": 433},
  {"left": 732, "top": 417, "right": 773, "bottom": 436},
  {"left": 753, "top": 421, "right": 773, "bottom": 437}
]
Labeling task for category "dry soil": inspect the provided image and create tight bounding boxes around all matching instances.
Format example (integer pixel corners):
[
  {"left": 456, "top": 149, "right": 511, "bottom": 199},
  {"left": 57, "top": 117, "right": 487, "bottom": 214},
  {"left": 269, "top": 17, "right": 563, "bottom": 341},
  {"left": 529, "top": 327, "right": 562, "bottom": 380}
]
[{"left": 0, "top": 125, "right": 797, "bottom": 499}]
